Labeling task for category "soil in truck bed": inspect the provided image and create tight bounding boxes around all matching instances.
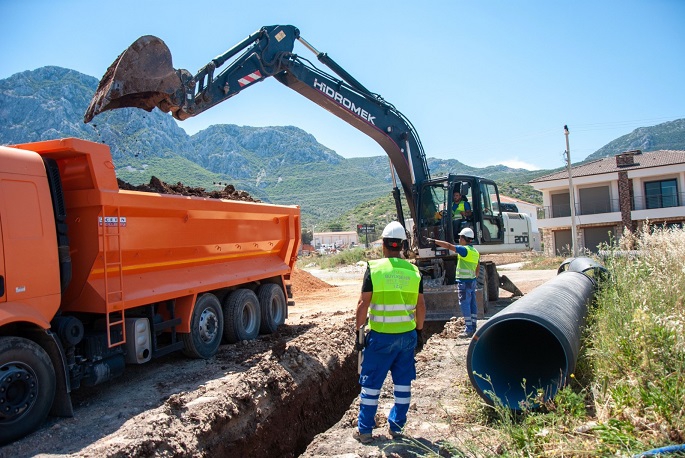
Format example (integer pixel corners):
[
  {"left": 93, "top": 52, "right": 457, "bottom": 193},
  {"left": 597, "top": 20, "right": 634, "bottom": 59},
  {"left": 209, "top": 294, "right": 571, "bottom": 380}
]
[{"left": 116, "top": 177, "right": 260, "bottom": 202}]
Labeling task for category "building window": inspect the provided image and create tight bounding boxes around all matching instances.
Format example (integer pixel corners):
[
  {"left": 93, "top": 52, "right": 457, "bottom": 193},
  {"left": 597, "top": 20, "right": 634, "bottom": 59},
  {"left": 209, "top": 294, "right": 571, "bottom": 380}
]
[
  {"left": 551, "top": 192, "right": 571, "bottom": 218},
  {"left": 644, "top": 179, "right": 678, "bottom": 209},
  {"left": 579, "top": 186, "right": 612, "bottom": 215}
]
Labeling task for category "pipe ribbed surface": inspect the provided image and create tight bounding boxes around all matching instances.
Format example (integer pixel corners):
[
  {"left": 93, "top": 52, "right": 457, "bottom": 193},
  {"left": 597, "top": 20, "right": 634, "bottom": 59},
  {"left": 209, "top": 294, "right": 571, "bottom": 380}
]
[{"left": 466, "top": 271, "right": 595, "bottom": 410}]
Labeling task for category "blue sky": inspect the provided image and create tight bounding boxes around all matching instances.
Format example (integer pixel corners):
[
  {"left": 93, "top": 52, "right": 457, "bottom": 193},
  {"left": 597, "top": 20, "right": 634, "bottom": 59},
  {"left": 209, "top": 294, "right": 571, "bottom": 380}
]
[{"left": 2, "top": 0, "right": 683, "bottom": 170}]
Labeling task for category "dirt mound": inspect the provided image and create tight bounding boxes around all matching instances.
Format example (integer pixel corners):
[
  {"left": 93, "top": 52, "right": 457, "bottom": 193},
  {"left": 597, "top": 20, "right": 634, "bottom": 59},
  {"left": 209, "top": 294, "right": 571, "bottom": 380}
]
[
  {"left": 117, "top": 177, "right": 260, "bottom": 202},
  {"left": 290, "top": 267, "right": 333, "bottom": 295}
]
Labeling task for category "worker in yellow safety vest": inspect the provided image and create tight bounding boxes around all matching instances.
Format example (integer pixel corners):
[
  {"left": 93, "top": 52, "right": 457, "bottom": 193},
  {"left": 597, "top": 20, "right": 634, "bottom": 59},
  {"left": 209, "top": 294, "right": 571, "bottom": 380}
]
[
  {"left": 427, "top": 227, "right": 480, "bottom": 338},
  {"left": 451, "top": 190, "right": 472, "bottom": 239},
  {"left": 353, "top": 221, "right": 425, "bottom": 444}
]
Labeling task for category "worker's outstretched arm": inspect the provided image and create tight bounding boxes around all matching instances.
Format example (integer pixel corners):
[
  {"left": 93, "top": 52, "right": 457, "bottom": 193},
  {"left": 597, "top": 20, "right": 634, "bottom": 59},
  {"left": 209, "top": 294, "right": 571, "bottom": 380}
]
[{"left": 426, "top": 238, "right": 456, "bottom": 253}]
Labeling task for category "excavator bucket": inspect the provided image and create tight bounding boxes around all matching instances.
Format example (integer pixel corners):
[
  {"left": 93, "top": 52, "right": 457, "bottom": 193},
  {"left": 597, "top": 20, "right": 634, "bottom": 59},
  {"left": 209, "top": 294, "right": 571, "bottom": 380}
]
[{"left": 84, "top": 35, "right": 182, "bottom": 123}]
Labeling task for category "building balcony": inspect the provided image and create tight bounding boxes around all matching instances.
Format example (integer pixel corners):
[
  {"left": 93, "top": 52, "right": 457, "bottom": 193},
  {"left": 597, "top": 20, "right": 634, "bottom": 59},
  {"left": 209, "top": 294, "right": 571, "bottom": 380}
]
[
  {"left": 632, "top": 191, "right": 685, "bottom": 211},
  {"left": 537, "top": 192, "right": 685, "bottom": 229},
  {"left": 632, "top": 191, "right": 685, "bottom": 222},
  {"left": 538, "top": 199, "right": 620, "bottom": 220}
]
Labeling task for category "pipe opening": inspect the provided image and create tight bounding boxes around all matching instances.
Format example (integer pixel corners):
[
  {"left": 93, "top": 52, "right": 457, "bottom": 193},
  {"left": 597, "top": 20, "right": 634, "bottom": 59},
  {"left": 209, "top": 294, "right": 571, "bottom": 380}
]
[{"left": 469, "top": 319, "right": 567, "bottom": 409}]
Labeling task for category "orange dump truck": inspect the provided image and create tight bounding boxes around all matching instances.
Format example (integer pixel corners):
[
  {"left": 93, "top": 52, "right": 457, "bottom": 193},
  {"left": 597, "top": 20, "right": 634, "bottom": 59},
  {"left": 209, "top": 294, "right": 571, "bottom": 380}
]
[{"left": 0, "top": 138, "right": 301, "bottom": 443}]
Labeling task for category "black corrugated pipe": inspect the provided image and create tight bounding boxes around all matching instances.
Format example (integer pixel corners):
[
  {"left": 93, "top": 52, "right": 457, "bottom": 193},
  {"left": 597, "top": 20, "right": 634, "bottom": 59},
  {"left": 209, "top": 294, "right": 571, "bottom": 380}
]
[{"left": 467, "top": 257, "right": 607, "bottom": 410}]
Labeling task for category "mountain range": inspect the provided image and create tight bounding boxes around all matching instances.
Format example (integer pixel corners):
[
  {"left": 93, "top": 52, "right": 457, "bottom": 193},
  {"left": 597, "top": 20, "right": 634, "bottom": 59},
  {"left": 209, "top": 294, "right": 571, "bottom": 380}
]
[{"left": 2, "top": 66, "right": 684, "bottom": 229}]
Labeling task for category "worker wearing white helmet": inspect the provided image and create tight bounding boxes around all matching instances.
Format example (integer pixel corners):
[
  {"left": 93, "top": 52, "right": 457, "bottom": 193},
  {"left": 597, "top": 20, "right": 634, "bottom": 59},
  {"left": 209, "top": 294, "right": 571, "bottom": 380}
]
[
  {"left": 354, "top": 221, "right": 425, "bottom": 443},
  {"left": 426, "top": 227, "right": 481, "bottom": 338}
]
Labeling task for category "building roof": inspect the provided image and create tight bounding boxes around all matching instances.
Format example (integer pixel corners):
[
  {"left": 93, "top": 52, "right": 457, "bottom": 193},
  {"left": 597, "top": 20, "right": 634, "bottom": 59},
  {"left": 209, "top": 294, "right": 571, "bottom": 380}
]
[
  {"left": 529, "top": 150, "right": 685, "bottom": 183},
  {"left": 500, "top": 195, "right": 537, "bottom": 206}
]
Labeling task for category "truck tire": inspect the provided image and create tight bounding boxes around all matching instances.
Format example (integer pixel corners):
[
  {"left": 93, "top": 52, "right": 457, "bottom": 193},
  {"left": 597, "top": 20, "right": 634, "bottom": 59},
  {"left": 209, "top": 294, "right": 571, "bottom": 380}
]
[
  {"left": 0, "top": 336, "right": 56, "bottom": 445},
  {"left": 223, "top": 289, "right": 261, "bottom": 344},
  {"left": 181, "top": 293, "right": 224, "bottom": 359},
  {"left": 478, "top": 264, "right": 489, "bottom": 305},
  {"left": 486, "top": 263, "right": 500, "bottom": 301},
  {"left": 258, "top": 284, "right": 286, "bottom": 334}
]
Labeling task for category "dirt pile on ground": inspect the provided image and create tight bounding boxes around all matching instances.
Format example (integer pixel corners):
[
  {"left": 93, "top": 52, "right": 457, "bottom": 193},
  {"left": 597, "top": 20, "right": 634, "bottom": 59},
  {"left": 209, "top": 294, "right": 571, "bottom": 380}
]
[
  {"left": 290, "top": 267, "right": 333, "bottom": 295},
  {"left": 117, "top": 177, "right": 260, "bottom": 202}
]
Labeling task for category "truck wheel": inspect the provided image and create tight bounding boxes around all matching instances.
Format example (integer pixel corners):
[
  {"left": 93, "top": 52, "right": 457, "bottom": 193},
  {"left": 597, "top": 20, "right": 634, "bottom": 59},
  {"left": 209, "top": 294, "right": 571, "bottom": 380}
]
[
  {"left": 0, "top": 336, "right": 56, "bottom": 445},
  {"left": 181, "top": 293, "right": 224, "bottom": 359},
  {"left": 486, "top": 263, "right": 500, "bottom": 301},
  {"left": 258, "top": 284, "right": 286, "bottom": 334},
  {"left": 223, "top": 289, "right": 261, "bottom": 344},
  {"left": 478, "top": 264, "right": 489, "bottom": 305}
]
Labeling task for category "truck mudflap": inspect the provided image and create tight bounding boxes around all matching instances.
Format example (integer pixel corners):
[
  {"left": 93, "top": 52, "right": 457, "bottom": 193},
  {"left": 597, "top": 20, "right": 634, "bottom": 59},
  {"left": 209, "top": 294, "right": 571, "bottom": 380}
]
[
  {"left": 84, "top": 35, "right": 182, "bottom": 123},
  {"left": 27, "top": 328, "right": 74, "bottom": 418}
]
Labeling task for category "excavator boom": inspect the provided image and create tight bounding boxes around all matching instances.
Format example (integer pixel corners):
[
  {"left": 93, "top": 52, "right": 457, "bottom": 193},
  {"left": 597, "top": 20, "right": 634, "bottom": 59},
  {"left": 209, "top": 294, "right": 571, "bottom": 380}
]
[{"left": 84, "top": 25, "right": 430, "bottom": 225}]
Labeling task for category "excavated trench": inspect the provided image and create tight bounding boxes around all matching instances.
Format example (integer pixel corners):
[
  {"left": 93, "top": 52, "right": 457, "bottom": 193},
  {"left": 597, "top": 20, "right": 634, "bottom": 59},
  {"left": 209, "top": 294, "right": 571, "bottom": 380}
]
[
  {"left": 214, "top": 350, "right": 359, "bottom": 457},
  {"left": 55, "top": 321, "right": 365, "bottom": 458},
  {"left": 207, "top": 323, "right": 446, "bottom": 457}
]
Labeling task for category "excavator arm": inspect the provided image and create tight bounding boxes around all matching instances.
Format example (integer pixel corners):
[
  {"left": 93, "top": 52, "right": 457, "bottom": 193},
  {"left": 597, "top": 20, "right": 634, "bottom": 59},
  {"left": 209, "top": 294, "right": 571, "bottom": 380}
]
[{"left": 84, "top": 25, "right": 430, "bottom": 224}]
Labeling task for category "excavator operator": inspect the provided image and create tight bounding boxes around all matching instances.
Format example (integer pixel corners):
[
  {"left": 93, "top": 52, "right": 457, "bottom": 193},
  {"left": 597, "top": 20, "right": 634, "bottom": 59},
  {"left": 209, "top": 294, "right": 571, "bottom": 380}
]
[{"left": 451, "top": 191, "right": 472, "bottom": 238}]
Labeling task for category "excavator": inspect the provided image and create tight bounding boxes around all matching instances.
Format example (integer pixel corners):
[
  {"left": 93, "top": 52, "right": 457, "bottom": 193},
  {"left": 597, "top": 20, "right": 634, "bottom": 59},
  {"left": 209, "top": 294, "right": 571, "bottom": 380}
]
[{"left": 84, "top": 25, "right": 534, "bottom": 319}]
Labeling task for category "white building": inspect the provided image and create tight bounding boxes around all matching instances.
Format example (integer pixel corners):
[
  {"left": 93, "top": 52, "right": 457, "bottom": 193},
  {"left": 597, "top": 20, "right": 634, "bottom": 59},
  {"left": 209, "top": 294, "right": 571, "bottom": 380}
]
[
  {"left": 530, "top": 150, "right": 685, "bottom": 255},
  {"left": 313, "top": 231, "right": 358, "bottom": 248}
]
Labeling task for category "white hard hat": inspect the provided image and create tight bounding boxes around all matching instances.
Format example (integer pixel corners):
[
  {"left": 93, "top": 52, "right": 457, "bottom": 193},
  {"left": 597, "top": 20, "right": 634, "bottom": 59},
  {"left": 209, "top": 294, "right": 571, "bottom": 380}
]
[
  {"left": 458, "top": 227, "right": 475, "bottom": 239},
  {"left": 381, "top": 221, "right": 407, "bottom": 240}
]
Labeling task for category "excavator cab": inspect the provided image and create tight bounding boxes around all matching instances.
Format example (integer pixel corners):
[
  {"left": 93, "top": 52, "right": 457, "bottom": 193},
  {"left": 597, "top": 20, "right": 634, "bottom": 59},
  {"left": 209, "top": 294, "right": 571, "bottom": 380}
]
[
  {"left": 450, "top": 181, "right": 475, "bottom": 241},
  {"left": 84, "top": 35, "right": 184, "bottom": 123}
]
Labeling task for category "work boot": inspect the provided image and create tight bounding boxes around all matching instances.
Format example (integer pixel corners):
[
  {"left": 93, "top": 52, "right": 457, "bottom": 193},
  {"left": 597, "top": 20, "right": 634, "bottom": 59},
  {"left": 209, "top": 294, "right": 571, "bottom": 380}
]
[
  {"left": 353, "top": 430, "right": 374, "bottom": 444},
  {"left": 389, "top": 429, "right": 405, "bottom": 439}
]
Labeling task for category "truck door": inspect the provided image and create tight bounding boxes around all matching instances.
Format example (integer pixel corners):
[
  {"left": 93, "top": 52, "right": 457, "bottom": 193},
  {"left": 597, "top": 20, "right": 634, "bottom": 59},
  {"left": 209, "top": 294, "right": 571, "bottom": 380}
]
[
  {"left": 478, "top": 181, "right": 504, "bottom": 244},
  {"left": 0, "top": 164, "right": 61, "bottom": 304}
]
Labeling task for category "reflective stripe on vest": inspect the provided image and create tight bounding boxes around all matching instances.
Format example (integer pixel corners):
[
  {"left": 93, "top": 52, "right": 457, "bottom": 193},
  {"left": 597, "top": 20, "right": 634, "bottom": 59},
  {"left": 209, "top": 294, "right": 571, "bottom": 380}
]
[
  {"left": 368, "top": 258, "right": 421, "bottom": 334},
  {"left": 456, "top": 245, "right": 480, "bottom": 280}
]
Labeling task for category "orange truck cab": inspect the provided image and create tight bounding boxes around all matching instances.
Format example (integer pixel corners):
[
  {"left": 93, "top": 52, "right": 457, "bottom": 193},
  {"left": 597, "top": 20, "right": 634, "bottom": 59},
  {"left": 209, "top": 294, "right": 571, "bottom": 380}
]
[{"left": 0, "top": 138, "right": 300, "bottom": 444}]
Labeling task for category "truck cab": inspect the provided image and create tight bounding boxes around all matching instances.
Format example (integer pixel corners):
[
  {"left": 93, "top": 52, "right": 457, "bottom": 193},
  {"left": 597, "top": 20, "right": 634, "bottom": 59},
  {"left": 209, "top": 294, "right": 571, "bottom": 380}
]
[{"left": 0, "top": 146, "right": 64, "bottom": 328}]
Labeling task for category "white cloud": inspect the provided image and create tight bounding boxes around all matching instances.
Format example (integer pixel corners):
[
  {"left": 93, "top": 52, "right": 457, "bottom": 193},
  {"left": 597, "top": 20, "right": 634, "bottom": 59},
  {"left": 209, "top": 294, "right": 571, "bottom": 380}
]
[{"left": 500, "top": 159, "right": 542, "bottom": 171}]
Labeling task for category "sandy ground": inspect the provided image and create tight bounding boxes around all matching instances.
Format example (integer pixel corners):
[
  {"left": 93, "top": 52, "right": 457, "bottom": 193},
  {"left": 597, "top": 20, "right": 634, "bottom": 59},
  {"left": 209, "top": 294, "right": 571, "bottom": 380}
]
[{"left": 1, "top": 260, "right": 556, "bottom": 458}]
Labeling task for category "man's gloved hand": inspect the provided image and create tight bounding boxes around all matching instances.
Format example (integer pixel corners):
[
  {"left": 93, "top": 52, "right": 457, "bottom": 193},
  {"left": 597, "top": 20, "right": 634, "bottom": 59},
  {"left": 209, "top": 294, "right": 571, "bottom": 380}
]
[
  {"left": 355, "top": 328, "right": 365, "bottom": 351},
  {"left": 416, "top": 328, "right": 424, "bottom": 352}
]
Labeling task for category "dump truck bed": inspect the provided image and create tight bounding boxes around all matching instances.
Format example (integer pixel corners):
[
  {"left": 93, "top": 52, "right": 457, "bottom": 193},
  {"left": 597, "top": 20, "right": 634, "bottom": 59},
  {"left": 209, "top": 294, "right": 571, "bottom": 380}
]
[{"left": 12, "top": 138, "right": 300, "bottom": 322}]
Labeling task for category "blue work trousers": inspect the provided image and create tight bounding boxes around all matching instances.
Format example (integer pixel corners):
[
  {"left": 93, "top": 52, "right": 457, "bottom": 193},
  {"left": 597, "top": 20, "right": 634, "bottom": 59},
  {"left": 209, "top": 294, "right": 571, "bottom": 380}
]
[
  {"left": 358, "top": 329, "right": 417, "bottom": 434},
  {"left": 458, "top": 278, "right": 478, "bottom": 333}
]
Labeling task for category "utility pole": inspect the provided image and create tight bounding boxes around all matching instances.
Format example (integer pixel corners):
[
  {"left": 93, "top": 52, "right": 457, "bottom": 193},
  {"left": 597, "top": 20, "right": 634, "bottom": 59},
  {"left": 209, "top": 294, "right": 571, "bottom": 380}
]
[{"left": 564, "top": 125, "right": 579, "bottom": 256}]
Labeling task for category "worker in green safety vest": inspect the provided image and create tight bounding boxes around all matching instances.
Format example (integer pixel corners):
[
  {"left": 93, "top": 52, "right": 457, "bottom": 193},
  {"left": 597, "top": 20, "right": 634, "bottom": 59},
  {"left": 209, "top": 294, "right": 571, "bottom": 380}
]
[
  {"left": 427, "top": 227, "right": 481, "bottom": 338},
  {"left": 353, "top": 221, "right": 425, "bottom": 444},
  {"left": 451, "top": 190, "right": 472, "bottom": 240}
]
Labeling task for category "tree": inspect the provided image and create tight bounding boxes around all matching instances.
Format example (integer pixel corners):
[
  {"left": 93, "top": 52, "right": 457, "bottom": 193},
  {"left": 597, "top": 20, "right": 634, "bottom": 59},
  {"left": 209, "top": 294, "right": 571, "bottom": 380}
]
[{"left": 302, "top": 229, "right": 313, "bottom": 245}]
